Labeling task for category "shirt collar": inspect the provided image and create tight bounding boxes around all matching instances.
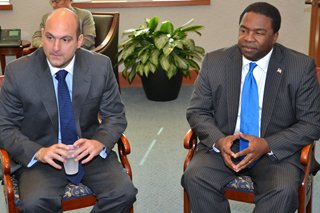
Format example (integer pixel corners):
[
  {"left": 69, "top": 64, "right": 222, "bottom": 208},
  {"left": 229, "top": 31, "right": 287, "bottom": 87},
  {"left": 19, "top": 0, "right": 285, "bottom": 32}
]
[
  {"left": 242, "top": 48, "right": 273, "bottom": 73},
  {"left": 47, "top": 56, "right": 76, "bottom": 77}
]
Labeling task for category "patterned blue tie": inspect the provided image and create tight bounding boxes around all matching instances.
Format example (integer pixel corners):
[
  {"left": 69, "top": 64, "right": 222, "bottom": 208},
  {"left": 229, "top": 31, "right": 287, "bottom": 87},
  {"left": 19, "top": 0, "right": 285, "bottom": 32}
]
[
  {"left": 239, "top": 62, "right": 259, "bottom": 154},
  {"left": 56, "top": 70, "right": 84, "bottom": 184}
]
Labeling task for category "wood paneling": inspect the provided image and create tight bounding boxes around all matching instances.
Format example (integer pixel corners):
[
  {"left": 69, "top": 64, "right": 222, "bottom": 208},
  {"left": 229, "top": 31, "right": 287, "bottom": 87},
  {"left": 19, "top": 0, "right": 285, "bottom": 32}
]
[{"left": 306, "top": 0, "right": 320, "bottom": 66}]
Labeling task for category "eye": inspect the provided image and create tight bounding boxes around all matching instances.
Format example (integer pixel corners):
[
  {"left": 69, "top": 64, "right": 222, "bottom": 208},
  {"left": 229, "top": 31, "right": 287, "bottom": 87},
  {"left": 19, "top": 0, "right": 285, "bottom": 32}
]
[
  {"left": 239, "top": 27, "right": 247, "bottom": 34},
  {"left": 62, "top": 37, "right": 72, "bottom": 43},
  {"left": 255, "top": 30, "right": 266, "bottom": 36},
  {"left": 45, "top": 35, "right": 54, "bottom": 41}
]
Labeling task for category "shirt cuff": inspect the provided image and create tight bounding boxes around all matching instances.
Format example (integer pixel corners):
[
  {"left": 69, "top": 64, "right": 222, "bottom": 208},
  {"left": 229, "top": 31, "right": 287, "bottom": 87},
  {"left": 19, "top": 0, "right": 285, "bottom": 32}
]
[
  {"left": 267, "top": 150, "right": 278, "bottom": 161},
  {"left": 27, "top": 154, "right": 38, "bottom": 167},
  {"left": 210, "top": 143, "right": 220, "bottom": 153},
  {"left": 99, "top": 147, "right": 107, "bottom": 159}
]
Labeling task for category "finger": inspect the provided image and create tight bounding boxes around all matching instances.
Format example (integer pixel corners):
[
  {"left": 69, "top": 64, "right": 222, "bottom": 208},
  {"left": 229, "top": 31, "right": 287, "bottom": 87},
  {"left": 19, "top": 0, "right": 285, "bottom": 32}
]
[
  {"left": 73, "top": 138, "right": 86, "bottom": 147},
  {"left": 234, "top": 157, "right": 252, "bottom": 172},
  {"left": 239, "top": 132, "right": 251, "bottom": 141},
  {"left": 233, "top": 148, "right": 249, "bottom": 159},
  {"left": 222, "top": 154, "right": 237, "bottom": 170},
  {"left": 81, "top": 154, "right": 94, "bottom": 164},
  {"left": 47, "top": 159, "right": 62, "bottom": 170}
]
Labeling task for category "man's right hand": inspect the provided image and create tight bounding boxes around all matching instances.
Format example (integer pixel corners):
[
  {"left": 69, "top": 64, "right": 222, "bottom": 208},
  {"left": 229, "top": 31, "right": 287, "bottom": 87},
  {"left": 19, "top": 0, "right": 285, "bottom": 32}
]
[
  {"left": 215, "top": 133, "right": 240, "bottom": 171},
  {"left": 35, "top": 144, "right": 72, "bottom": 169}
]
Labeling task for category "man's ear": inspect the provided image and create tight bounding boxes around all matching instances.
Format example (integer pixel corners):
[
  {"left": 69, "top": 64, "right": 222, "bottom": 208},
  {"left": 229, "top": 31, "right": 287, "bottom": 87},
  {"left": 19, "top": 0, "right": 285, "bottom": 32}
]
[{"left": 77, "top": 34, "right": 84, "bottom": 48}]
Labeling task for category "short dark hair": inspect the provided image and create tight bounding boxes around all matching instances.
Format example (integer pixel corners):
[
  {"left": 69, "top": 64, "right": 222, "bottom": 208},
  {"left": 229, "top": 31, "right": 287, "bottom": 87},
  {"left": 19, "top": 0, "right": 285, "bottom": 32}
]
[{"left": 239, "top": 2, "right": 281, "bottom": 33}]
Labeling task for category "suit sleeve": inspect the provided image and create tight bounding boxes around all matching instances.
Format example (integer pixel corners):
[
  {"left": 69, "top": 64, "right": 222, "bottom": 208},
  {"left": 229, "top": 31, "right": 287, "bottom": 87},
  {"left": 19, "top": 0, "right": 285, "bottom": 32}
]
[
  {"left": 92, "top": 58, "right": 127, "bottom": 154},
  {"left": 186, "top": 54, "right": 226, "bottom": 149},
  {"left": 265, "top": 61, "right": 320, "bottom": 161}
]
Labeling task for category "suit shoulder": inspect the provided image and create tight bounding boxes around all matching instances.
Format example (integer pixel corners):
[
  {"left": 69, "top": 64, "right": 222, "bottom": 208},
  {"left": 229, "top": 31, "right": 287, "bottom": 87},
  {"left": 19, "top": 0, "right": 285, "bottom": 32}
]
[
  {"left": 76, "top": 48, "right": 111, "bottom": 66},
  {"left": 275, "top": 43, "right": 313, "bottom": 64}
]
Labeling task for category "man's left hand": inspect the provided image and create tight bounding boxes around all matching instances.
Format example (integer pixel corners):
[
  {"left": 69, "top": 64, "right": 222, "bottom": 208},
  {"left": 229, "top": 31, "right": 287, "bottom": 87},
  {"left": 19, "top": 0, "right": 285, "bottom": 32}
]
[
  {"left": 72, "top": 138, "right": 105, "bottom": 164},
  {"left": 233, "top": 132, "right": 270, "bottom": 172}
]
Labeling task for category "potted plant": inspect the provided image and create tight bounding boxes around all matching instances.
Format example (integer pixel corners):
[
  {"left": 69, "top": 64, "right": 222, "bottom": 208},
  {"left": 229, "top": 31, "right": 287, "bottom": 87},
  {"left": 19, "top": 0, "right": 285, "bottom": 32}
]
[{"left": 118, "top": 16, "right": 205, "bottom": 101}]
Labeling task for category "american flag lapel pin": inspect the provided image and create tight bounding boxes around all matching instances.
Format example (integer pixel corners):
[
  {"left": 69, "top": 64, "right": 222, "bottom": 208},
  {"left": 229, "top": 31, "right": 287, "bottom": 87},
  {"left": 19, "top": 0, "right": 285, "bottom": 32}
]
[{"left": 276, "top": 68, "right": 282, "bottom": 74}]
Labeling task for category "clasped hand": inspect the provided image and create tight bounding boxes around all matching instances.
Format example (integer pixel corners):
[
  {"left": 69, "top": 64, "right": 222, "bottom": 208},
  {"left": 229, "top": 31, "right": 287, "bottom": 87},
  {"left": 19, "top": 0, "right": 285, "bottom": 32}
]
[
  {"left": 215, "top": 132, "right": 270, "bottom": 172},
  {"left": 35, "top": 138, "right": 105, "bottom": 170}
]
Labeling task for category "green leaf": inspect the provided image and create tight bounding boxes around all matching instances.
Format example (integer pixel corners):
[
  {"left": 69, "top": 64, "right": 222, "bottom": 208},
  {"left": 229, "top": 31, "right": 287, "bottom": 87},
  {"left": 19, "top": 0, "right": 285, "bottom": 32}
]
[
  {"left": 122, "top": 43, "right": 137, "bottom": 60},
  {"left": 167, "top": 65, "right": 177, "bottom": 79},
  {"left": 159, "top": 21, "right": 174, "bottom": 34},
  {"left": 150, "top": 49, "right": 160, "bottom": 66},
  {"left": 160, "top": 54, "right": 170, "bottom": 72},
  {"left": 173, "top": 54, "right": 189, "bottom": 70},
  {"left": 163, "top": 42, "right": 174, "bottom": 56},
  {"left": 148, "top": 62, "right": 157, "bottom": 73},
  {"left": 127, "top": 70, "right": 136, "bottom": 84},
  {"left": 146, "top": 16, "right": 159, "bottom": 32},
  {"left": 154, "top": 34, "right": 169, "bottom": 50}
]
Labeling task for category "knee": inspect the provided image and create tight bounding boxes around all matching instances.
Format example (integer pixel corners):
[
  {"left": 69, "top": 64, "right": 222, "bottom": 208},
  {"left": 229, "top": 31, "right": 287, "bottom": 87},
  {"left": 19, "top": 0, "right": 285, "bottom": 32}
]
[
  {"left": 104, "top": 181, "right": 137, "bottom": 205},
  {"left": 118, "top": 181, "right": 138, "bottom": 204},
  {"left": 276, "top": 184, "right": 299, "bottom": 201},
  {"left": 182, "top": 166, "right": 203, "bottom": 192}
]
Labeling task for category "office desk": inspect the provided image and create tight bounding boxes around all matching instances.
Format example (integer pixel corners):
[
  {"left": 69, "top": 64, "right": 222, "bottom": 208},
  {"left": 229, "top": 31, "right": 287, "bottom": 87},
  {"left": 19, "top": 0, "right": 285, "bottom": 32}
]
[{"left": 0, "top": 40, "right": 31, "bottom": 74}]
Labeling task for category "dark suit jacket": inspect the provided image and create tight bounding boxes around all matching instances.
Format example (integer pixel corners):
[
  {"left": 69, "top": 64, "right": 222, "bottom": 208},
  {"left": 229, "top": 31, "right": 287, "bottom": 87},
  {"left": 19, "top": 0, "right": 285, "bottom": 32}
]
[
  {"left": 187, "top": 43, "right": 320, "bottom": 170},
  {"left": 0, "top": 48, "right": 126, "bottom": 170}
]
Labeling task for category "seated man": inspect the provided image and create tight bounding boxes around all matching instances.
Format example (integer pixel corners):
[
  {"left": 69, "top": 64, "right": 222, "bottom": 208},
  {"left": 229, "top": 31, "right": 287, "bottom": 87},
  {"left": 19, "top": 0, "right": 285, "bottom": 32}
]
[
  {"left": 182, "top": 2, "right": 320, "bottom": 213},
  {"left": 0, "top": 8, "right": 137, "bottom": 212},
  {"left": 32, "top": 0, "right": 96, "bottom": 50}
]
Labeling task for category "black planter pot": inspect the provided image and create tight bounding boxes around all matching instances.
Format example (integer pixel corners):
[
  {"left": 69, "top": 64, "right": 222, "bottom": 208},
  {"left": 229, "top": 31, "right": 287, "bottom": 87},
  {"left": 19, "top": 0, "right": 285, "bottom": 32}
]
[{"left": 140, "top": 68, "right": 183, "bottom": 101}]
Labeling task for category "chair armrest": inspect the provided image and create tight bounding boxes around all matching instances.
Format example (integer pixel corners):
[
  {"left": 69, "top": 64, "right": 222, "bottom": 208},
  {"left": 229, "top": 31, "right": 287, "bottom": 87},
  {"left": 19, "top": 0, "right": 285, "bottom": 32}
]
[
  {"left": 1, "top": 148, "right": 11, "bottom": 176},
  {"left": 299, "top": 143, "right": 314, "bottom": 205},
  {"left": 183, "top": 129, "right": 198, "bottom": 171},
  {"left": 300, "top": 143, "right": 313, "bottom": 167},
  {"left": 0, "top": 148, "right": 16, "bottom": 212},
  {"left": 117, "top": 134, "right": 133, "bottom": 180}
]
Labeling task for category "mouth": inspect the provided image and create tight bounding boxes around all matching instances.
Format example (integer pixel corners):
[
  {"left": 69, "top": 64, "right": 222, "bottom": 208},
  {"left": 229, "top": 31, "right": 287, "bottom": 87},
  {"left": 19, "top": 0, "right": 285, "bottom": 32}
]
[
  {"left": 50, "top": 53, "right": 62, "bottom": 59},
  {"left": 241, "top": 45, "right": 256, "bottom": 53}
]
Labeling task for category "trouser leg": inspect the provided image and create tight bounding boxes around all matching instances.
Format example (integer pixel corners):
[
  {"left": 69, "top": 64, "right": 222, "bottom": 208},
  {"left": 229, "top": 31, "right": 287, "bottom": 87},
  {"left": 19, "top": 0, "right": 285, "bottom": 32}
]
[
  {"left": 16, "top": 163, "right": 68, "bottom": 213},
  {"left": 181, "top": 144, "right": 236, "bottom": 213},
  {"left": 82, "top": 151, "right": 137, "bottom": 213}
]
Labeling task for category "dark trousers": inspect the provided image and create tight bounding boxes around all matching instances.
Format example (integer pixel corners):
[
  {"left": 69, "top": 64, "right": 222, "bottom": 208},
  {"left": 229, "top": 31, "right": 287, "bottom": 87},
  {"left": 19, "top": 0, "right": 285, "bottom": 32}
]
[
  {"left": 16, "top": 151, "right": 137, "bottom": 213},
  {"left": 181, "top": 143, "right": 303, "bottom": 213}
]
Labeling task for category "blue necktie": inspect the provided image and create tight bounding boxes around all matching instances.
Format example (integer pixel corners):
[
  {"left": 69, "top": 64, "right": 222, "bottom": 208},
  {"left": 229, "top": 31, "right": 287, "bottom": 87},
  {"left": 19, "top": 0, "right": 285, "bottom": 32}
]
[
  {"left": 56, "top": 70, "right": 84, "bottom": 184},
  {"left": 239, "top": 62, "right": 259, "bottom": 154}
]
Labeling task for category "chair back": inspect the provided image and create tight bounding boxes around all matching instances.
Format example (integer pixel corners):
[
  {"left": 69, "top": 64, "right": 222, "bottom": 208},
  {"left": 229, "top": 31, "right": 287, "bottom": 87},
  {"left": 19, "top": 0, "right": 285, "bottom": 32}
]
[{"left": 91, "top": 12, "right": 120, "bottom": 83}]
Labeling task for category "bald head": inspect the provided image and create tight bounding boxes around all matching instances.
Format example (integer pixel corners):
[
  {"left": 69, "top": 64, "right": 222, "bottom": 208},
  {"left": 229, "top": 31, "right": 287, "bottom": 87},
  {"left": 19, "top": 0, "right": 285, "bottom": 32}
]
[
  {"left": 41, "top": 7, "right": 84, "bottom": 68},
  {"left": 46, "top": 8, "right": 81, "bottom": 37}
]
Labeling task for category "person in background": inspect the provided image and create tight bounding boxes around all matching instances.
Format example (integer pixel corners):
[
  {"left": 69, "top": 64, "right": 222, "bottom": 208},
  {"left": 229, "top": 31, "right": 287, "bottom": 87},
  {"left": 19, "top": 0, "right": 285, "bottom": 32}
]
[
  {"left": 32, "top": 0, "right": 96, "bottom": 50},
  {"left": 0, "top": 8, "right": 136, "bottom": 212},
  {"left": 182, "top": 2, "right": 320, "bottom": 213}
]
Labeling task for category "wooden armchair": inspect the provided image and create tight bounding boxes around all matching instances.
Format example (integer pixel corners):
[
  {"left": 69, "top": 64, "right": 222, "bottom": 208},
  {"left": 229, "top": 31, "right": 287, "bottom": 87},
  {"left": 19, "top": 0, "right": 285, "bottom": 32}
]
[
  {"left": 1, "top": 134, "right": 133, "bottom": 213},
  {"left": 0, "top": 74, "right": 133, "bottom": 212},
  {"left": 91, "top": 12, "right": 120, "bottom": 87},
  {"left": 183, "top": 129, "right": 314, "bottom": 213}
]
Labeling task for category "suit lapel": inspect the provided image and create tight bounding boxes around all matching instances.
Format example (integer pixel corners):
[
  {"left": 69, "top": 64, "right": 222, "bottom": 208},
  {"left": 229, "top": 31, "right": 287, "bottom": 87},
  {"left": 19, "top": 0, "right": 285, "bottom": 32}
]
[
  {"left": 226, "top": 47, "right": 242, "bottom": 133},
  {"left": 261, "top": 45, "right": 284, "bottom": 137},
  {"left": 34, "top": 49, "right": 59, "bottom": 133},
  {"left": 72, "top": 50, "right": 91, "bottom": 135}
]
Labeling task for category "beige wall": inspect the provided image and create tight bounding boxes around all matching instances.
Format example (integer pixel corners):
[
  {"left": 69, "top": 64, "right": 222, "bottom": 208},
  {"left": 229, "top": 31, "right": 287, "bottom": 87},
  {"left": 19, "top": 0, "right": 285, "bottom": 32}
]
[{"left": 0, "top": 0, "right": 312, "bottom": 57}]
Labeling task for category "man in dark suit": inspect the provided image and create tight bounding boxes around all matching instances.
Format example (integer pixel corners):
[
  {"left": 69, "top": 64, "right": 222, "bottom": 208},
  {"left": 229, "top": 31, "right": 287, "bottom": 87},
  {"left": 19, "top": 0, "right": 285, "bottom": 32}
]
[
  {"left": 0, "top": 8, "right": 137, "bottom": 212},
  {"left": 182, "top": 2, "right": 320, "bottom": 213}
]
